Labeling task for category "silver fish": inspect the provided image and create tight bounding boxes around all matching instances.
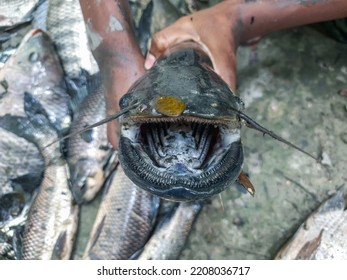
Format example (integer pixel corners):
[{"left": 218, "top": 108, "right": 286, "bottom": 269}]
[
  {"left": 0, "top": 0, "right": 41, "bottom": 29},
  {"left": 46, "top": 0, "right": 98, "bottom": 79},
  {"left": 83, "top": 164, "right": 159, "bottom": 260},
  {"left": 0, "top": 92, "right": 78, "bottom": 260},
  {"left": 0, "top": 29, "right": 71, "bottom": 131},
  {"left": 275, "top": 187, "right": 347, "bottom": 260},
  {"left": 138, "top": 201, "right": 203, "bottom": 260},
  {"left": 67, "top": 74, "right": 114, "bottom": 203}
]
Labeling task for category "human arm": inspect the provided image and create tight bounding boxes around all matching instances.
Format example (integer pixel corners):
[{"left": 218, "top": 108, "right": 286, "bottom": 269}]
[
  {"left": 79, "top": 0, "right": 145, "bottom": 149},
  {"left": 145, "top": 0, "right": 347, "bottom": 91}
]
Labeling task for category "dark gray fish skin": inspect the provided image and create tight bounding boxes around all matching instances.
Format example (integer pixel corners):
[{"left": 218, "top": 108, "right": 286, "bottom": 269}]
[
  {"left": 138, "top": 201, "right": 203, "bottom": 260},
  {"left": 0, "top": 29, "right": 71, "bottom": 131},
  {"left": 0, "top": 105, "right": 78, "bottom": 260},
  {"left": 0, "top": 127, "right": 43, "bottom": 196},
  {"left": 67, "top": 74, "right": 114, "bottom": 204},
  {"left": 119, "top": 44, "right": 243, "bottom": 201},
  {"left": 83, "top": 164, "right": 160, "bottom": 260},
  {"left": 137, "top": 0, "right": 182, "bottom": 54},
  {"left": 46, "top": 0, "right": 98, "bottom": 79}
]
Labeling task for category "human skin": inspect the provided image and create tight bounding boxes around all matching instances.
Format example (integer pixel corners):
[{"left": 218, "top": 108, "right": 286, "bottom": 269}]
[
  {"left": 79, "top": 0, "right": 145, "bottom": 149},
  {"left": 145, "top": 0, "right": 347, "bottom": 91},
  {"left": 79, "top": 0, "right": 347, "bottom": 148}
]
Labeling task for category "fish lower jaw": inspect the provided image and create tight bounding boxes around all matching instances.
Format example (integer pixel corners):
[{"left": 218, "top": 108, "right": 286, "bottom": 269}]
[{"left": 119, "top": 121, "right": 243, "bottom": 201}]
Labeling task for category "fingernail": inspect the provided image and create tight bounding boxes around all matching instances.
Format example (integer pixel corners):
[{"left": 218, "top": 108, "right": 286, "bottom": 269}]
[{"left": 144, "top": 52, "right": 156, "bottom": 70}]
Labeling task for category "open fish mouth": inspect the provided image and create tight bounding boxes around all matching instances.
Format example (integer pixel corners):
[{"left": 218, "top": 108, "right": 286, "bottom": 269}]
[{"left": 119, "top": 116, "right": 243, "bottom": 201}]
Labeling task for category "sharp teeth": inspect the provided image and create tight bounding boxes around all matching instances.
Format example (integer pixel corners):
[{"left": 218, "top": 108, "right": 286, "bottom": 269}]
[
  {"left": 147, "top": 128, "right": 165, "bottom": 166},
  {"left": 198, "top": 126, "right": 212, "bottom": 165}
]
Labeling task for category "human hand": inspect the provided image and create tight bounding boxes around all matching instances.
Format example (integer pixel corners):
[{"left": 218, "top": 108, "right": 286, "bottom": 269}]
[
  {"left": 144, "top": 2, "right": 239, "bottom": 91},
  {"left": 79, "top": 0, "right": 145, "bottom": 150}
]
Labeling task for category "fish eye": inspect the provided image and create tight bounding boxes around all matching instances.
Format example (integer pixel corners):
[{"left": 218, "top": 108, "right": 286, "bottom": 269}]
[{"left": 29, "top": 52, "right": 40, "bottom": 62}]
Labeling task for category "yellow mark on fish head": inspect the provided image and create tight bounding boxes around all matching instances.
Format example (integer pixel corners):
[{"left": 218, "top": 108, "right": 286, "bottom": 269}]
[{"left": 155, "top": 96, "right": 186, "bottom": 117}]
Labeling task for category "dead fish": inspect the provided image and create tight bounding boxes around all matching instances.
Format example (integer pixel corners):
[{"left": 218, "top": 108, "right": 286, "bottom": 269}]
[
  {"left": 138, "top": 200, "right": 203, "bottom": 260},
  {"left": 67, "top": 74, "right": 114, "bottom": 204},
  {"left": 57, "top": 45, "right": 317, "bottom": 202},
  {"left": 83, "top": 164, "right": 159, "bottom": 260},
  {"left": 117, "top": 43, "right": 317, "bottom": 201},
  {"left": 46, "top": 0, "right": 98, "bottom": 79},
  {"left": 275, "top": 187, "right": 347, "bottom": 260},
  {"left": 0, "top": 0, "right": 41, "bottom": 30},
  {"left": 0, "top": 127, "right": 44, "bottom": 196},
  {"left": 137, "top": 0, "right": 182, "bottom": 54},
  {"left": 0, "top": 94, "right": 78, "bottom": 260},
  {"left": 0, "top": 28, "right": 71, "bottom": 131}
]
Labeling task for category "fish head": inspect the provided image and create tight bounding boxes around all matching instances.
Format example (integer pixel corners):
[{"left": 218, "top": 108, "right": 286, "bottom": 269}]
[
  {"left": 118, "top": 45, "right": 244, "bottom": 201},
  {"left": 69, "top": 158, "right": 104, "bottom": 204},
  {"left": 8, "top": 29, "right": 64, "bottom": 82},
  {"left": 1, "top": 29, "right": 71, "bottom": 131}
]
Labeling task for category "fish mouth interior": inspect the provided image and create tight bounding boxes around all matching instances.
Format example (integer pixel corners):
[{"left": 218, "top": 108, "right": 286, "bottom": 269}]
[{"left": 122, "top": 117, "right": 240, "bottom": 176}]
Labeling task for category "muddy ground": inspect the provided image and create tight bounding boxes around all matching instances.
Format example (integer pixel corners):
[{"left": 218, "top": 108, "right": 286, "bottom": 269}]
[{"left": 180, "top": 26, "right": 347, "bottom": 259}]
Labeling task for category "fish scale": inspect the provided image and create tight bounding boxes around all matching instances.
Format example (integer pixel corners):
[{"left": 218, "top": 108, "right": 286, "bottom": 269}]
[
  {"left": 22, "top": 161, "right": 78, "bottom": 260},
  {"left": 275, "top": 188, "right": 347, "bottom": 260},
  {"left": 67, "top": 74, "right": 114, "bottom": 203},
  {"left": 0, "top": 29, "right": 71, "bottom": 132},
  {"left": 83, "top": 164, "right": 159, "bottom": 260},
  {"left": 46, "top": 0, "right": 98, "bottom": 78},
  {"left": 0, "top": 0, "right": 41, "bottom": 29}
]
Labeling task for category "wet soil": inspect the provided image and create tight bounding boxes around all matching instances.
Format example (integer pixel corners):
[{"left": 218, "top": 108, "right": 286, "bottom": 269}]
[{"left": 180, "top": 26, "right": 347, "bottom": 259}]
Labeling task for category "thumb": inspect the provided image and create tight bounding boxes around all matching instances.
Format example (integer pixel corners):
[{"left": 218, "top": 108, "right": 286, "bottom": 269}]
[{"left": 144, "top": 18, "right": 197, "bottom": 69}]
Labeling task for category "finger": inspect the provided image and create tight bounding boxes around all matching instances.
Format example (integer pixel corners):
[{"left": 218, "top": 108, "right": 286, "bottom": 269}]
[{"left": 107, "top": 120, "right": 119, "bottom": 150}]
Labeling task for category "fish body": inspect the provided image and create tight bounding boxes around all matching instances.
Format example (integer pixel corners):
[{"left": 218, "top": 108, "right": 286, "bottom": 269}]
[
  {"left": 46, "top": 0, "right": 98, "bottom": 79},
  {"left": 0, "top": 93, "right": 78, "bottom": 260},
  {"left": 0, "top": 29, "right": 71, "bottom": 131},
  {"left": 138, "top": 200, "right": 203, "bottom": 260},
  {"left": 83, "top": 164, "right": 160, "bottom": 260},
  {"left": 275, "top": 187, "right": 347, "bottom": 260},
  {"left": 67, "top": 74, "right": 114, "bottom": 203},
  {"left": 119, "top": 43, "right": 244, "bottom": 201},
  {"left": 0, "top": 128, "right": 43, "bottom": 196},
  {"left": 0, "top": 0, "right": 41, "bottom": 30}
]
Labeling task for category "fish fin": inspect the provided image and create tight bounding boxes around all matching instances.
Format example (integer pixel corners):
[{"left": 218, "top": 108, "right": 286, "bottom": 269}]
[
  {"left": 51, "top": 231, "right": 67, "bottom": 260},
  {"left": 67, "top": 71, "right": 102, "bottom": 113},
  {"left": 236, "top": 110, "right": 319, "bottom": 161},
  {"left": 236, "top": 171, "right": 255, "bottom": 197},
  {"left": 295, "top": 229, "right": 323, "bottom": 260},
  {"left": 11, "top": 173, "right": 43, "bottom": 194},
  {"left": 0, "top": 114, "right": 56, "bottom": 149}
]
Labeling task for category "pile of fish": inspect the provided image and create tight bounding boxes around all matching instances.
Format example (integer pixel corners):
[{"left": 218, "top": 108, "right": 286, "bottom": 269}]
[
  {"left": 2, "top": 0, "right": 347, "bottom": 261},
  {"left": 0, "top": 0, "right": 204, "bottom": 260}
]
